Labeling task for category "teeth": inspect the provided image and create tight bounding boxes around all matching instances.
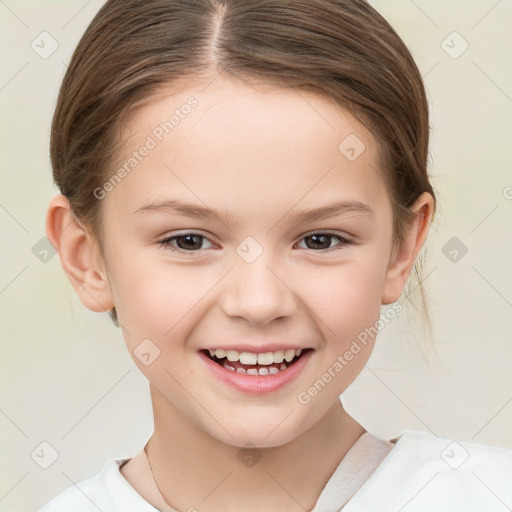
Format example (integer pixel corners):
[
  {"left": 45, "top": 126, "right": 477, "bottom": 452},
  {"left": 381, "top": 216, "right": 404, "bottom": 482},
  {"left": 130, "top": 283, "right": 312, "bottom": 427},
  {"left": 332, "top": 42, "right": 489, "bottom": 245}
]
[
  {"left": 223, "top": 361, "right": 235, "bottom": 371},
  {"left": 284, "top": 349, "right": 296, "bottom": 362},
  {"left": 217, "top": 357, "right": 299, "bottom": 376},
  {"left": 208, "top": 348, "right": 304, "bottom": 365},
  {"left": 273, "top": 350, "right": 284, "bottom": 363},
  {"left": 257, "top": 352, "right": 274, "bottom": 365},
  {"left": 226, "top": 350, "right": 239, "bottom": 362},
  {"left": 239, "top": 352, "right": 258, "bottom": 365}
]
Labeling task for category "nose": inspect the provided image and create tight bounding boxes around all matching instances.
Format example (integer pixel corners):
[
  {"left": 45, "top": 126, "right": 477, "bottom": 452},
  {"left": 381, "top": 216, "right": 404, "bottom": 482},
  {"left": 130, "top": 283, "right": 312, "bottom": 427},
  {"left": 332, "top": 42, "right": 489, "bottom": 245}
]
[{"left": 220, "top": 254, "right": 298, "bottom": 325}]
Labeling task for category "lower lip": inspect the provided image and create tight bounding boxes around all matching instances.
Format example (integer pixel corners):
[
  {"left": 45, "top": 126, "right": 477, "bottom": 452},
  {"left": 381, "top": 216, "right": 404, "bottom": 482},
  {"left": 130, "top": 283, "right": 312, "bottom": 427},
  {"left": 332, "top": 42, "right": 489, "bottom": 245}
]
[{"left": 198, "top": 350, "right": 313, "bottom": 395}]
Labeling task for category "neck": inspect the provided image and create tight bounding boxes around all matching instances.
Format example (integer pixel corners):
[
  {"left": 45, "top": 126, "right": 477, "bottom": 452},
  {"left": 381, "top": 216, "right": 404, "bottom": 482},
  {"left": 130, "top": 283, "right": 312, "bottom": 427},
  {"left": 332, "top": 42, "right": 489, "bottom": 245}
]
[{"left": 146, "top": 385, "right": 366, "bottom": 512}]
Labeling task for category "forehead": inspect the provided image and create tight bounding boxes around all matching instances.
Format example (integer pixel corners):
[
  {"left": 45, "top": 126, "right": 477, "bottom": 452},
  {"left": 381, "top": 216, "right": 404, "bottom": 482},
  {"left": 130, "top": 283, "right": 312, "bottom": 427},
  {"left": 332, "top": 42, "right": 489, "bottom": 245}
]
[{"left": 107, "top": 75, "right": 389, "bottom": 221}]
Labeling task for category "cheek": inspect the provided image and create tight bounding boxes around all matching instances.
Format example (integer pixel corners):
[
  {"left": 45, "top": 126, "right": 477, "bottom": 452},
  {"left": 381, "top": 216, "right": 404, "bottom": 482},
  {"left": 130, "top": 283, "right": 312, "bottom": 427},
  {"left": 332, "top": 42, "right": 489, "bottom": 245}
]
[
  {"left": 108, "top": 258, "right": 205, "bottom": 383},
  {"left": 296, "top": 257, "right": 387, "bottom": 345},
  {"left": 112, "top": 260, "right": 201, "bottom": 332},
  {"left": 292, "top": 260, "right": 386, "bottom": 413},
  {"left": 107, "top": 251, "right": 222, "bottom": 362}
]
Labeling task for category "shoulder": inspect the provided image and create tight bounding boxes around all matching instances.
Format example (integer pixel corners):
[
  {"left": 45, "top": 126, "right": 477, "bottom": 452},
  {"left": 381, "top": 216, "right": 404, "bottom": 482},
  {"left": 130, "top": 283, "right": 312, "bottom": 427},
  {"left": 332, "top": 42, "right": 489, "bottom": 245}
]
[
  {"left": 346, "top": 431, "right": 512, "bottom": 512},
  {"left": 36, "top": 459, "right": 120, "bottom": 512},
  {"left": 36, "top": 457, "right": 157, "bottom": 512},
  {"left": 391, "top": 430, "right": 512, "bottom": 473}
]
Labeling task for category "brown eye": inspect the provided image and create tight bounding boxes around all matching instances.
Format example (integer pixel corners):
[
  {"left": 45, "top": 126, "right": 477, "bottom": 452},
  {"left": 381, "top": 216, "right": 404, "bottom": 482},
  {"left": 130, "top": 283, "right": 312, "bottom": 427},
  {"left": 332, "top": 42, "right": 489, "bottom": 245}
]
[
  {"left": 297, "top": 232, "right": 351, "bottom": 251},
  {"left": 304, "top": 234, "right": 332, "bottom": 250},
  {"left": 159, "top": 233, "right": 213, "bottom": 252},
  {"left": 174, "top": 234, "right": 204, "bottom": 250}
]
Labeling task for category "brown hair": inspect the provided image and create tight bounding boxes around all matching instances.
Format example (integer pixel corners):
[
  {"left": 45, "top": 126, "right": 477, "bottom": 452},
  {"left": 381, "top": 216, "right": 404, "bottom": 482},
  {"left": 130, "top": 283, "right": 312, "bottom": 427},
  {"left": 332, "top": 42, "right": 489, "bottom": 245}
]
[{"left": 50, "top": 0, "right": 436, "bottom": 326}]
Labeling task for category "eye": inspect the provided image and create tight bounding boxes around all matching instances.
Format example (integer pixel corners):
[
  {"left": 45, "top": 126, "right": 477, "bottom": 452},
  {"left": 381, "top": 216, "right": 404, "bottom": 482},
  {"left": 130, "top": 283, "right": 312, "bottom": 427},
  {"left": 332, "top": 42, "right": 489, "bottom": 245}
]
[
  {"left": 158, "top": 231, "right": 351, "bottom": 254},
  {"left": 159, "top": 233, "right": 214, "bottom": 252},
  {"left": 295, "top": 231, "right": 352, "bottom": 251}
]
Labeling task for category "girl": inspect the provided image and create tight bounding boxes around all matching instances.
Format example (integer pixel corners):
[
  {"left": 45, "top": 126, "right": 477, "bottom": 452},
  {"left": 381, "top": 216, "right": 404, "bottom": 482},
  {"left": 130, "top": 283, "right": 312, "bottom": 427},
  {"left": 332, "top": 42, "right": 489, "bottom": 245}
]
[{"left": 38, "top": 0, "right": 511, "bottom": 510}]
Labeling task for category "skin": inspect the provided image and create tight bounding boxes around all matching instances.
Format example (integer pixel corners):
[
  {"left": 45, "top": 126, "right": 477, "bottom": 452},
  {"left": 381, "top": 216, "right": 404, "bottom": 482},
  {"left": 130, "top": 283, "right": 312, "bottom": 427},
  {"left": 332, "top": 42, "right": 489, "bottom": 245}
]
[{"left": 47, "top": 75, "right": 434, "bottom": 512}]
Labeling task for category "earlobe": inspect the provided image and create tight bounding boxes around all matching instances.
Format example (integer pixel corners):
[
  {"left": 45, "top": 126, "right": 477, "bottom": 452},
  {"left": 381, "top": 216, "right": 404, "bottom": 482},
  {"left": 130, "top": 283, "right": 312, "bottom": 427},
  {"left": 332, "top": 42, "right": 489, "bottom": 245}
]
[
  {"left": 381, "top": 192, "right": 434, "bottom": 305},
  {"left": 46, "top": 194, "right": 114, "bottom": 313}
]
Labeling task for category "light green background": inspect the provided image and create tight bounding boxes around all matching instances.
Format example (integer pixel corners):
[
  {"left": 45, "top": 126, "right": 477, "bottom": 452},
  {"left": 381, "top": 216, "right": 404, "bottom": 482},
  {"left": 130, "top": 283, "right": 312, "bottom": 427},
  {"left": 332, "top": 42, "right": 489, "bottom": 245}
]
[{"left": 1, "top": 1, "right": 511, "bottom": 510}]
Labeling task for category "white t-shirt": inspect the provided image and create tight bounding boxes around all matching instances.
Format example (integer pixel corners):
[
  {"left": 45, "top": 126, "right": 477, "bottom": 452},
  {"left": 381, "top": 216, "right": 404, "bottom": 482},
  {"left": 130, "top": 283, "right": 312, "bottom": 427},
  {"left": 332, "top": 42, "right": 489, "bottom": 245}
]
[{"left": 36, "top": 430, "right": 512, "bottom": 512}]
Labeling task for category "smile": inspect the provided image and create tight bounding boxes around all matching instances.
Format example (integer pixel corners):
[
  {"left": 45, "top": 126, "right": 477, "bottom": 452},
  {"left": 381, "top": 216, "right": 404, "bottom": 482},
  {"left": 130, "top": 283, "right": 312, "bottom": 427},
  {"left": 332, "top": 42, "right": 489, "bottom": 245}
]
[
  {"left": 199, "top": 348, "right": 314, "bottom": 394},
  {"left": 206, "top": 348, "right": 306, "bottom": 374}
]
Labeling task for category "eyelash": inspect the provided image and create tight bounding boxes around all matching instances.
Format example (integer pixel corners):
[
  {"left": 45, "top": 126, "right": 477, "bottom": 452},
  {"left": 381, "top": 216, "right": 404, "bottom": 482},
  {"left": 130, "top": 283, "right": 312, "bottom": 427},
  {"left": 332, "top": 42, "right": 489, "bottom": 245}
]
[{"left": 158, "top": 231, "right": 352, "bottom": 254}]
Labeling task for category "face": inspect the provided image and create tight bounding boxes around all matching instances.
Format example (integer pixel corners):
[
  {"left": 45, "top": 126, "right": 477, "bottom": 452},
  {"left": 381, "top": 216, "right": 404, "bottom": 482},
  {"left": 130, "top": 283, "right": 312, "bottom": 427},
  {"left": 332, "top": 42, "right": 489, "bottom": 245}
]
[{"left": 97, "top": 76, "right": 396, "bottom": 448}]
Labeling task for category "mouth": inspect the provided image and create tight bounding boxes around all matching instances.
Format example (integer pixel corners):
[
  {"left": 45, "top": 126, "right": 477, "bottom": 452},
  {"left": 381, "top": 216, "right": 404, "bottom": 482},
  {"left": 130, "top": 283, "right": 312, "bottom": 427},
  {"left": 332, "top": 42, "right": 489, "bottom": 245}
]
[{"left": 201, "top": 348, "right": 313, "bottom": 376}]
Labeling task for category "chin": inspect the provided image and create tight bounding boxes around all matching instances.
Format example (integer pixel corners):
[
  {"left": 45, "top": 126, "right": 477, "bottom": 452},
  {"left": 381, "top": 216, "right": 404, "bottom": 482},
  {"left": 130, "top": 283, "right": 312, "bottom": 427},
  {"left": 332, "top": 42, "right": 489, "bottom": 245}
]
[{"left": 200, "top": 413, "right": 310, "bottom": 450}]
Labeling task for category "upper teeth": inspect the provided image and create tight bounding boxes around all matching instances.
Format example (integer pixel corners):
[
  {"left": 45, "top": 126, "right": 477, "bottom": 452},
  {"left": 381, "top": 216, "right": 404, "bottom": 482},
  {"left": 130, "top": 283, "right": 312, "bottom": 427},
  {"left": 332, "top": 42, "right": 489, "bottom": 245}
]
[{"left": 209, "top": 348, "right": 303, "bottom": 365}]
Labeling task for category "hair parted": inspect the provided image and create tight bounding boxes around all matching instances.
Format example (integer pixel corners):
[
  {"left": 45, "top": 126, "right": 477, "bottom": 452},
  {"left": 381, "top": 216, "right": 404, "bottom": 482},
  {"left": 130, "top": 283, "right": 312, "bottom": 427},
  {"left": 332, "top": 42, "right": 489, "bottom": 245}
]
[{"left": 50, "top": 0, "right": 436, "bottom": 327}]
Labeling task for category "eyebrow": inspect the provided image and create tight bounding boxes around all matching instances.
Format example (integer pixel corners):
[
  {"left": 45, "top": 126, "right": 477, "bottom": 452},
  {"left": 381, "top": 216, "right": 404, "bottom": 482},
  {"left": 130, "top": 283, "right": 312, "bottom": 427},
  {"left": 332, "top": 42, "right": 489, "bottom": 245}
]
[
  {"left": 287, "top": 200, "right": 374, "bottom": 223},
  {"left": 133, "top": 198, "right": 373, "bottom": 227},
  {"left": 134, "top": 199, "right": 239, "bottom": 228}
]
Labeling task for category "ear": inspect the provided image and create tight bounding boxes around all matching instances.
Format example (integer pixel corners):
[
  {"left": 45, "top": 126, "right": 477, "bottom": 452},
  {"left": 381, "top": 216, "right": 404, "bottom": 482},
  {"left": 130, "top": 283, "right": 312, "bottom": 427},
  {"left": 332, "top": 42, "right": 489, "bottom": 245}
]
[
  {"left": 46, "top": 194, "right": 114, "bottom": 313},
  {"left": 381, "top": 192, "right": 434, "bottom": 305}
]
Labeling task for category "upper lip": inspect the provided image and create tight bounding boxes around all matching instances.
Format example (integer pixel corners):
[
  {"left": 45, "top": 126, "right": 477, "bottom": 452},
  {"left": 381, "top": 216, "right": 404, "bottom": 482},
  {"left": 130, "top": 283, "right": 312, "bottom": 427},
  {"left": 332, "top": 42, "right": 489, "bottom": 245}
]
[{"left": 201, "top": 344, "right": 312, "bottom": 353}]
